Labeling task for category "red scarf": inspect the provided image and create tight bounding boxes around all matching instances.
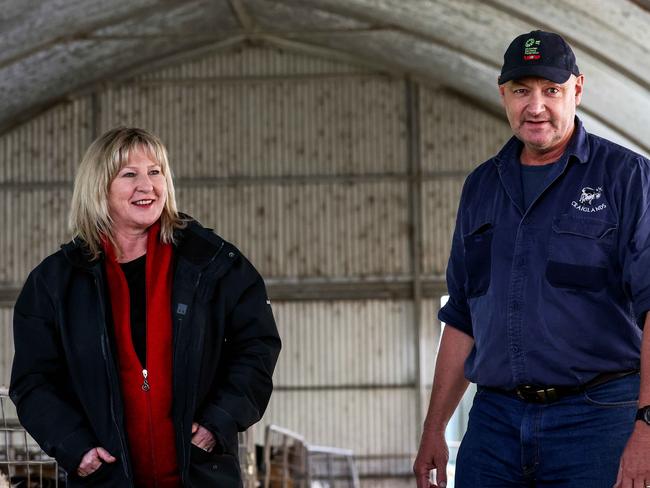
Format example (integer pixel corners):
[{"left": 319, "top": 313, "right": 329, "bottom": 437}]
[{"left": 103, "top": 222, "right": 181, "bottom": 487}]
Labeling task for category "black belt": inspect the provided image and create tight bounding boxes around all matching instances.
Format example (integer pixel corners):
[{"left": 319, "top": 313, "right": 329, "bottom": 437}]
[{"left": 482, "top": 370, "right": 639, "bottom": 404}]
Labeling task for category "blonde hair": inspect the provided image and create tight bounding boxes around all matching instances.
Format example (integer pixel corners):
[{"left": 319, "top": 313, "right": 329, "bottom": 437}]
[{"left": 69, "top": 127, "right": 185, "bottom": 260}]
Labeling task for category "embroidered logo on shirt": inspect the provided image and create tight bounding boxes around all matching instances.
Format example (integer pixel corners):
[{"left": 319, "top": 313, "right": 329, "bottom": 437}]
[
  {"left": 579, "top": 187, "right": 602, "bottom": 205},
  {"left": 572, "top": 186, "right": 607, "bottom": 213}
]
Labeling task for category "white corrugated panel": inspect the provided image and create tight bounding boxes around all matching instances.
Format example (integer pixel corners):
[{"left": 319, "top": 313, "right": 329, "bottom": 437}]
[
  {"left": 0, "top": 307, "right": 13, "bottom": 388},
  {"left": 419, "top": 85, "right": 511, "bottom": 173},
  {"left": 100, "top": 77, "right": 406, "bottom": 177},
  {"left": 260, "top": 299, "right": 418, "bottom": 477},
  {"left": 178, "top": 182, "right": 410, "bottom": 278},
  {"left": 264, "top": 389, "right": 416, "bottom": 476},
  {"left": 272, "top": 300, "right": 416, "bottom": 386},
  {"left": 140, "top": 45, "right": 366, "bottom": 80},
  {"left": 420, "top": 177, "right": 465, "bottom": 276},
  {"left": 0, "top": 188, "right": 71, "bottom": 284},
  {"left": 0, "top": 98, "right": 91, "bottom": 183}
]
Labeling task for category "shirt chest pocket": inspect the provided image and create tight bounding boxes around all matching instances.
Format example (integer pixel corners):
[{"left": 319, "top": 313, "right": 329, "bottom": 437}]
[
  {"left": 546, "top": 216, "right": 617, "bottom": 292},
  {"left": 463, "top": 222, "right": 493, "bottom": 298}
]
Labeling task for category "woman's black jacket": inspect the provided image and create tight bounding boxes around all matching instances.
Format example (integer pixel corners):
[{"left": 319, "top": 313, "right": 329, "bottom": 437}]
[{"left": 9, "top": 219, "right": 281, "bottom": 487}]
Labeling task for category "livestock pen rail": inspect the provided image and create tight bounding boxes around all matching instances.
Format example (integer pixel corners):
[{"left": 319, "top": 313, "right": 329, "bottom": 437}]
[
  {"left": 263, "top": 424, "right": 360, "bottom": 488},
  {"left": 0, "top": 387, "right": 60, "bottom": 487}
]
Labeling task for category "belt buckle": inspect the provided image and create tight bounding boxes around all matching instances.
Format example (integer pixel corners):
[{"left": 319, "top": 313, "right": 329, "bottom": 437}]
[{"left": 516, "top": 385, "right": 559, "bottom": 403}]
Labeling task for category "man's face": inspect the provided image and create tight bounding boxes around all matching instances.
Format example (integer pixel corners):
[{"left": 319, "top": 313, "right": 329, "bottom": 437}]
[{"left": 499, "top": 75, "right": 584, "bottom": 156}]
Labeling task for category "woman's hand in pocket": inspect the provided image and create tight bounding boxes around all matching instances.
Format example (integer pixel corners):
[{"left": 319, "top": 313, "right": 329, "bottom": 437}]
[
  {"left": 77, "top": 447, "right": 116, "bottom": 477},
  {"left": 191, "top": 423, "right": 216, "bottom": 452}
]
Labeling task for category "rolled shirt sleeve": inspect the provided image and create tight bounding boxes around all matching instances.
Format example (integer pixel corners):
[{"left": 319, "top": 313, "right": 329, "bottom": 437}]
[{"left": 438, "top": 179, "right": 473, "bottom": 337}]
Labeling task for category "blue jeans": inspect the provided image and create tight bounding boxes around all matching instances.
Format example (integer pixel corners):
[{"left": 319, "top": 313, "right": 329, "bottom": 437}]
[{"left": 455, "top": 374, "right": 639, "bottom": 487}]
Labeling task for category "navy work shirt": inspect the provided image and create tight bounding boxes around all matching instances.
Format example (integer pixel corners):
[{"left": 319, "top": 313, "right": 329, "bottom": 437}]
[{"left": 439, "top": 118, "right": 650, "bottom": 389}]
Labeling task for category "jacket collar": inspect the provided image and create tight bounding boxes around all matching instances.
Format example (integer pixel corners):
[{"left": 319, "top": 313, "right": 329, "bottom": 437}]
[
  {"left": 61, "top": 238, "right": 100, "bottom": 270},
  {"left": 173, "top": 218, "right": 226, "bottom": 268},
  {"left": 61, "top": 217, "right": 228, "bottom": 271}
]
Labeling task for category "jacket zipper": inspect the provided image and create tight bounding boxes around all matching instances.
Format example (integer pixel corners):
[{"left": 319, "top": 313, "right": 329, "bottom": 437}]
[
  {"left": 176, "top": 271, "right": 205, "bottom": 487},
  {"left": 96, "top": 276, "right": 134, "bottom": 486},
  {"left": 142, "top": 369, "right": 150, "bottom": 391},
  {"left": 187, "top": 271, "right": 203, "bottom": 415},
  {"left": 141, "top": 367, "right": 159, "bottom": 487},
  {"left": 174, "top": 314, "right": 188, "bottom": 486},
  {"left": 186, "top": 242, "right": 232, "bottom": 424},
  {"left": 176, "top": 241, "right": 227, "bottom": 483}
]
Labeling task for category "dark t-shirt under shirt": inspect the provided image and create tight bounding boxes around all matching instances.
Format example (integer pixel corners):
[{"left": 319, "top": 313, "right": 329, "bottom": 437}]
[
  {"left": 119, "top": 255, "right": 146, "bottom": 367},
  {"left": 520, "top": 162, "right": 555, "bottom": 209}
]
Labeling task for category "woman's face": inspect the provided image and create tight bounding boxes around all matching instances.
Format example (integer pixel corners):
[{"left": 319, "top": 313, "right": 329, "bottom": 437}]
[{"left": 108, "top": 145, "right": 167, "bottom": 235}]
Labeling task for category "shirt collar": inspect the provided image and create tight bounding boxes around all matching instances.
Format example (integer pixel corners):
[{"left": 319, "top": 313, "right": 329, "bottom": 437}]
[{"left": 494, "top": 116, "right": 590, "bottom": 167}]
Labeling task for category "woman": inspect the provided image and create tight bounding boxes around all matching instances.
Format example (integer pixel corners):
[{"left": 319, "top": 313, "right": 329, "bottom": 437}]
[{"left": 9, "top": 127, "right": 281, "bottom": 487}]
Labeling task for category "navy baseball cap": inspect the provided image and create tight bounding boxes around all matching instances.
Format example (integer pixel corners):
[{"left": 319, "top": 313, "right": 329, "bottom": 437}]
[{"left": 498, "top": 30, "right": 580, "bottom": 85}]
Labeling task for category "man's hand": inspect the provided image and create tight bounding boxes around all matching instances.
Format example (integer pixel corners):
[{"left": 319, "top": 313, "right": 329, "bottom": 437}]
[
  {"left": 414, "top": 429, "right": 449, "bottom": 488},
  {"left": 191, "top": 422, "right": 217, "bottom": 452},
  {"left": 613, "top": 423, "right": 650, "bottom": 487},
  {"left": 76, "top": 447, "right": 116, "bottom": 477},
  {"left": 413, "top": 325, "right": 473, "bottom": 488}
]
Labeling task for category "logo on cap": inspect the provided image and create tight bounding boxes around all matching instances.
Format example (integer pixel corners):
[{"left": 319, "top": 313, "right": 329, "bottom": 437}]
[{"left": 523, "top": 37, "right": 541, "bottom": 61}]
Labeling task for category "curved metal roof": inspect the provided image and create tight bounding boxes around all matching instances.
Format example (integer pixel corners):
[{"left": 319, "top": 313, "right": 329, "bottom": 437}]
[{"left": 1, "top": 0, "right": 648, "bottom": 154}]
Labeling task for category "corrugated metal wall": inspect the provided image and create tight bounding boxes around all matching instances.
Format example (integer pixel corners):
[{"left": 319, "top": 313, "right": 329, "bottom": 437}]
[
  {"left": 177, "top": 182, "right": 410, "bottom": 278},
  {"left": 0, "top": 44, "right": 510, "bottom": 483},
  {"left": 420, "top": 88, "right": 512, "bottom": 276}
]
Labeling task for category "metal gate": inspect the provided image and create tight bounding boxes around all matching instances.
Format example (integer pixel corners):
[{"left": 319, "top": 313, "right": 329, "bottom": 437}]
[
  {"left": 0, "top": 387, "right": 60, "bottom": 487},
  {"left": 263, "top": 424, "right": 360, "bottom": 488}
]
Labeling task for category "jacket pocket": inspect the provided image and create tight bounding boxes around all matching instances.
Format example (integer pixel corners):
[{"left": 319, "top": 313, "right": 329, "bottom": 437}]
[
  {"left": 463, "top": 222, "right": 493, "bottom": 298},
  {"left": 546, "top": 216, "right": 617, "bottom": 291},
  {"left": 68, "top": 460, "right": 118, "bottom": 487},
  {"left": 189, "top": 444, "right": 242, "bottom": 488}
]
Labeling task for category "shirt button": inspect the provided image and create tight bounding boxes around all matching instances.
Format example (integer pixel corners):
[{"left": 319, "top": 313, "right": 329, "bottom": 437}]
[
  {"left": 511, "top": 345, "right": 520, "bottom": 353},
  {"left": 228, "top": 251, "right": 235, "bottom": 258}
]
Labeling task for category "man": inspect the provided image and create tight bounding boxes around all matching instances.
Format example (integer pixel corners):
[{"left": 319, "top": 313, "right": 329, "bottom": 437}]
[{"left": 414, "top": 30, "right": 650, "bottom": 488}]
